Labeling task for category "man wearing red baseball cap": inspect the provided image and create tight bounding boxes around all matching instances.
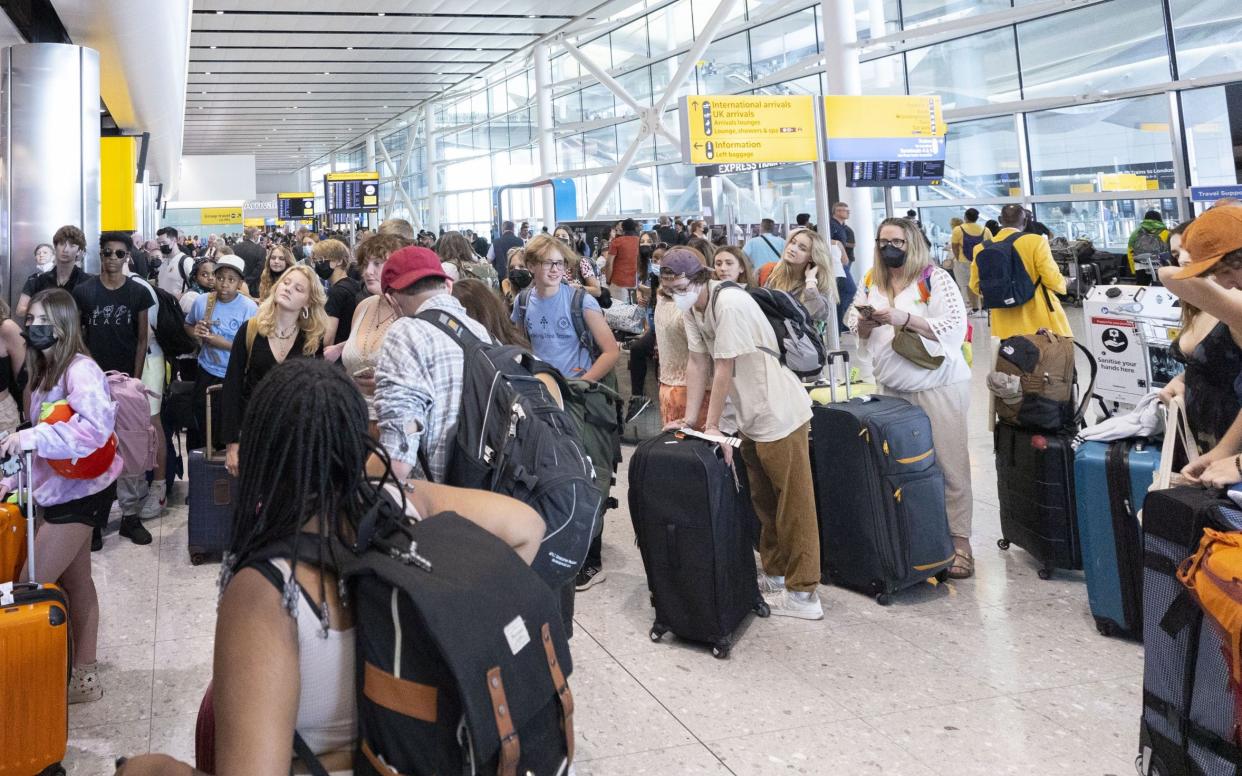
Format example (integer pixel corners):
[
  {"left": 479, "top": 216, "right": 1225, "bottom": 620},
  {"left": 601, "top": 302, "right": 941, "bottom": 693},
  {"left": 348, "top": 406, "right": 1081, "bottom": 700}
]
[{"left": 374, "top": 246, "right": 493, "bottom": 482}]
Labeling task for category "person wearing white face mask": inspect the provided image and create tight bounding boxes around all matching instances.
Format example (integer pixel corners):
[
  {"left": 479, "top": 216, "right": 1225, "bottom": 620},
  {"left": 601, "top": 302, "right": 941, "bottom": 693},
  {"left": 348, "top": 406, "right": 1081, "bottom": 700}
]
[{"left": 660, "top": 247, "right": 821, "bottom": 620}]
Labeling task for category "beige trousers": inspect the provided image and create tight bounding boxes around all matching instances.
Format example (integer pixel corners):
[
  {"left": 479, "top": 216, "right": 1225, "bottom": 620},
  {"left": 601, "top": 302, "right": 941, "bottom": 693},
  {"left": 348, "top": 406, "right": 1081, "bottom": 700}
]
[{"left": 879, "top": 380, "right": 973, "bottom": 538}]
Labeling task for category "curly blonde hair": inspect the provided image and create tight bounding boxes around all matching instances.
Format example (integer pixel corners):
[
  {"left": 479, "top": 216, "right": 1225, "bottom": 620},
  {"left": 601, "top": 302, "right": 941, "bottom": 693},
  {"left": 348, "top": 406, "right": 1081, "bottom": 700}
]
[
  {"left": 764, "top": 227, "right": 837, "bottom": 304},
  {"left": 250, "top": 264, "right": 327, "bottom": 356}
]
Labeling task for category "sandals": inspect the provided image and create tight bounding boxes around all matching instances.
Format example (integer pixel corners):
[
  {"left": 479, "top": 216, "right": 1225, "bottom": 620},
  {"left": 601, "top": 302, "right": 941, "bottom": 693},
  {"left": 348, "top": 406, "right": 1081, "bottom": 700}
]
[{"left": 948, "top": 549, "right": 975, "bottom": 580}]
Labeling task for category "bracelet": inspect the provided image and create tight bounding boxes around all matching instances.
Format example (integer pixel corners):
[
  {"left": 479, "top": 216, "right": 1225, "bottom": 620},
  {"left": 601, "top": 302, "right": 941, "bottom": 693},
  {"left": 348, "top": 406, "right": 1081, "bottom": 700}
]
[{"left": 1235, "top": 454, "right": 1241, "bottom": 477}]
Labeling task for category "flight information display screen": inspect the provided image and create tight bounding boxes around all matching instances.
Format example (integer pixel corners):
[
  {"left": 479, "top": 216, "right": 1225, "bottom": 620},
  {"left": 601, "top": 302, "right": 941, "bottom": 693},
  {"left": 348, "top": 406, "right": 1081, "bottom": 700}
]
[
  {"left": 324, "top": 172, "right": 379, "bottom": 212},
  {"left": 846, "top": 160, "right": 945, "bottom": 187},
  {"left": 277, "top": 193, "right": 315, "bottom": 220}
]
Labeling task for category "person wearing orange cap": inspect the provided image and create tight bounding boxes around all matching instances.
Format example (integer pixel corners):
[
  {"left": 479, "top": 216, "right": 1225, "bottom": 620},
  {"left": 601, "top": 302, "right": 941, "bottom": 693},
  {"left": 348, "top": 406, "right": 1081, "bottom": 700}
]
[{"left": 1158, "top": 206, "right": 1242, "bottom": 487}]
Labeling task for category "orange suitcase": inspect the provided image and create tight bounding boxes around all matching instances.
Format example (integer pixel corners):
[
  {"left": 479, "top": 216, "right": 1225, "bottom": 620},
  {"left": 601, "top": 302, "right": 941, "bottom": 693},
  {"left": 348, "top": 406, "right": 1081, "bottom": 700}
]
[
  {"left": 0, "top": 450, "right": 68, "bottom": 776},
  {"left": 0, "top": 583, "right": 70, "bottom": 776},
  {"left": 0, "top": 501, "right": 25, "bottom": 584}
]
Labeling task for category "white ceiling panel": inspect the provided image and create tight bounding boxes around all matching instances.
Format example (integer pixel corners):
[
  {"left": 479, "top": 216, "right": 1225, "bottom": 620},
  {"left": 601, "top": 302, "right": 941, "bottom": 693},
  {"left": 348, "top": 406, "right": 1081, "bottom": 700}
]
[{"left": 186, "top": 1, "right": 612, "bottom": 173}]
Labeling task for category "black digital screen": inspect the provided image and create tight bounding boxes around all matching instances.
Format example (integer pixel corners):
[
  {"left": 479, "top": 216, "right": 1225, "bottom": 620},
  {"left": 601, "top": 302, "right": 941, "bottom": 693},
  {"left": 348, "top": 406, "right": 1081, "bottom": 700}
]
[
  {"left": 846, "top": 161, "right": 945, "bottom": 187},
  {"left": 277, "top": 196, "right": 315, "bottom": 220},
  {"left": 324, "top": 176, "right": 379, "bottom": 213}
]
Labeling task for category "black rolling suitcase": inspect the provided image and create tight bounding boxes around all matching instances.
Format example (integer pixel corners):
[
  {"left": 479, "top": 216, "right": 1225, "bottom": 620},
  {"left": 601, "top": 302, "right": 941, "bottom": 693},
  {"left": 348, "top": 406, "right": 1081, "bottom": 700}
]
[
  {"left": 994, "top": 423, "right": 1082, "bottom": 577},
  {"left": 187, "top": 385, "right": 235, "bottom": 564},
  {"left": 808, "top": 358, "right": 955, "bottom": 605},
  {"left": 628, "top": 431, "right": 768, "bottom": 659},
  {"left": 994, "top": 337, "right": 1096, "bottom": 578},
  {"left": 1139, "top": 487, "right": 1242, "bottom": 776}
]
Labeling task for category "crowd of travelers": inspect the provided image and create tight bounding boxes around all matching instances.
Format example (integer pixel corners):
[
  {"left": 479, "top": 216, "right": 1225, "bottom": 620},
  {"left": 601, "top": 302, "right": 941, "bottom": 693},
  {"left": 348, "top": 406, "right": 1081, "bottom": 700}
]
[{"left": 8, "top": 194, "right": 1240, "bottom": 774}]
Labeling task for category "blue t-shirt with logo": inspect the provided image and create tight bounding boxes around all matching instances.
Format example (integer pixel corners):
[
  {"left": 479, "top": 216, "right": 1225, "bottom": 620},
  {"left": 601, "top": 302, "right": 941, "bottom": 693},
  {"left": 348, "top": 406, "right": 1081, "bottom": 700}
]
[
  {"left": 186, "top": 292, "right": 258, "bottom": 378},
  {"left": 513, "top": 284, "right": 601, "bottom": 378}
]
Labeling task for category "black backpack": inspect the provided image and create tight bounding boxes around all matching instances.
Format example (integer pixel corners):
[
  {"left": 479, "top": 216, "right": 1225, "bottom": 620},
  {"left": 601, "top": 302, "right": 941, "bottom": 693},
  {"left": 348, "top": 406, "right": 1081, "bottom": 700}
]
[
  {"left": 152, "top": 285, "right": 197, "bottom": 358},
  {"left": 710, "top": 282, "right": 827, "bottom": 379},
  {"left": 254, "top": 511, "right": 576, "bottom": 776},
  {"left": 416, "top": 309, "right": 600, "bottom": 589},
  {"left": 976, "top": 233, "right": 1045, "bottom": 310}
]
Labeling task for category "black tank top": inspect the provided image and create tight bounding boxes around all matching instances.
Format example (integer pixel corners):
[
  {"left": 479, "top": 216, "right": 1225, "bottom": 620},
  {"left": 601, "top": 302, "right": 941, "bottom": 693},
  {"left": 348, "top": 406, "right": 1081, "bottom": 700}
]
[{"left": 1171, "top": 321, "right": 1242, "bottom": 446}]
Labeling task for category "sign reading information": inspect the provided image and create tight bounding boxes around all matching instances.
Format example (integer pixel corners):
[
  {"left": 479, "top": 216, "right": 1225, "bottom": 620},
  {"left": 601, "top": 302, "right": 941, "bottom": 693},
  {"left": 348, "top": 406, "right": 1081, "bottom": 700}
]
[
  {"left": 680, "top": 95, "right": 818, "bottom": 165},
  {"left": 823, "top": 95, "right": 946, "bottom": 162}
]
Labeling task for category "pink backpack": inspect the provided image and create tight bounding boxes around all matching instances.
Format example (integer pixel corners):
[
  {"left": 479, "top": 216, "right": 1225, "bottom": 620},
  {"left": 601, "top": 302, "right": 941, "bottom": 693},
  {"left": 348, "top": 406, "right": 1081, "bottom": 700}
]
[{"left": 105, "top": 372, "right": 157, "bottom": 478}]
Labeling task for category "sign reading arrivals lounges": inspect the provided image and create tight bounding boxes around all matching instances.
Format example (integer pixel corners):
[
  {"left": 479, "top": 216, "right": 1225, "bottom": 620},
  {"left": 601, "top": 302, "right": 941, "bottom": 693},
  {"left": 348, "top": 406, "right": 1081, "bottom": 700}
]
[
  {"left": 823, "top": 95, "right": 947, "bottom": 162},
  {"left": 680, "top": 95, "right": 819, "bottom": 165}
]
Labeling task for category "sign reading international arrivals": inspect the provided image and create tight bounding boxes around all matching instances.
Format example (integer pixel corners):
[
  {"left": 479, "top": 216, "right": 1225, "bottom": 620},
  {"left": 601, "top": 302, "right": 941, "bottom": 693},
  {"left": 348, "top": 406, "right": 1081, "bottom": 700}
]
[
  {"left": 680, "top": 95, "right": 819, "bottom": 166},
  {"left": 823, "top": 95, "right": 946, "bottom": 162}
]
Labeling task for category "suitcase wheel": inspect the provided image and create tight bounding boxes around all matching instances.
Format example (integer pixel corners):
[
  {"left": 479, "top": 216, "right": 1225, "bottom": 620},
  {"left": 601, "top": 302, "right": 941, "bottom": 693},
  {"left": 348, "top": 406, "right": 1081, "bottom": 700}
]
[
  {"left": 875, "top": 593, "right": 893, "bottom": 606},
  {"left": 1037, "top": 567, "right": 1053, "bottom": 581},
  {"left": 753, "top": 598, "right": 771, "bottom": 618},
  {"left": 934, "top": 569, "right": 949, "bottom": 584},
  {"left": 997, "top": 538, "right": 1011, "bottom": 551},
  {"left": 1094, "top": 617, "right": 1115, "bottom": 638},
  {"left": 711, "top": 641, "right": 731, "bottom": 660},
  {"left": 649, "top": 623, "right": 668, "bottom": 642},
  {"left": 190, "top": 551, "right": 208, "bottom": 566},
  {"left": 38, "top": 764, "right": 66, "bottom": 776}
]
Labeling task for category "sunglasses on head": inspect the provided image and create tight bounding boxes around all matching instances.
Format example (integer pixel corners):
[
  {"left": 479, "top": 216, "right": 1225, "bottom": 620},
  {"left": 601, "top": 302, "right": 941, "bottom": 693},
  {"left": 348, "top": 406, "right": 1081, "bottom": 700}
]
[{"left": 101, "top": 249, "right": 129, "bottom": 259}]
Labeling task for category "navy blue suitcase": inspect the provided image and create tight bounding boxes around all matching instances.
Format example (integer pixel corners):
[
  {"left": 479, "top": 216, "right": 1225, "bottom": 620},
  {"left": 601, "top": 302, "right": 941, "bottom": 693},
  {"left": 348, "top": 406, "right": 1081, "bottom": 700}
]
[
  {"left": 187, "top": 385, "right": 234, "bottom": 565},
  {"left": 1139, "top": 488, "right": 1242, "bottom": 776},
  {"left": 808, "top": 393, "right": 955, "bottom": 604},
  {"left": 628, "top": 431, "right": 769, "bottom": 659},
  {"left": 1073, "top": 438, "right": 1159, "bottom": 639}
]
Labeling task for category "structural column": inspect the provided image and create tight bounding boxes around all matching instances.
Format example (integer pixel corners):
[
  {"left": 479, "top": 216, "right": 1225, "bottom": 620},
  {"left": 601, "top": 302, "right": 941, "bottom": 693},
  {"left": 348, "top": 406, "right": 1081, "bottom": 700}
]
[
  {"left": 1, "top": 43, "right": 101, "bottom": 302},
  {"left": 533, "top": 43, "right": 557, "bottom": 230},
  {"left": 424, "top": 103, "right": 438, "bottom": 233},
  {"left": 820, "top": 0, "right": 874, "bottom": 280}
]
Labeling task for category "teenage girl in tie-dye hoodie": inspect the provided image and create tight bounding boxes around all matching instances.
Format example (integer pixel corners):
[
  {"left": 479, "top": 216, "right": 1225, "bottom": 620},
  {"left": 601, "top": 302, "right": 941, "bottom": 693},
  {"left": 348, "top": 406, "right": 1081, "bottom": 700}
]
[{"left": 0, "top": 288, "right": 119, "bottom": 704}]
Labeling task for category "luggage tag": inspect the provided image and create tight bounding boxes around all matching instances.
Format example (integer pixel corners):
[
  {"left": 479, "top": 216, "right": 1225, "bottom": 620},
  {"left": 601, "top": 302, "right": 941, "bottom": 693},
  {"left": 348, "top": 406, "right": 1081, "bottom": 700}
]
[{"left": 675, "top": 427, "right": 741, "bottom": 448}]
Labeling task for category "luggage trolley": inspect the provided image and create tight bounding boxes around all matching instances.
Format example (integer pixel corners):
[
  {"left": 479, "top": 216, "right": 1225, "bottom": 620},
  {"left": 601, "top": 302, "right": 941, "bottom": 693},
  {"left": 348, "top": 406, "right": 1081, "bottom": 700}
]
[{"left": 1081, "top": 284, "right": 1184, "bottom": 416}]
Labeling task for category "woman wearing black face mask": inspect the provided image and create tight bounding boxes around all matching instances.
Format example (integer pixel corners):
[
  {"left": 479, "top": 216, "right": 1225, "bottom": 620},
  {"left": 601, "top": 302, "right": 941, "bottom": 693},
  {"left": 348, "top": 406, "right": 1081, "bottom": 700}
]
[
  {"left": 313, "top": 238, "right": 360, "bottom": 347},
  {"left": 502, "top": 248, "right": 532, "bottom": 308},
  {"left": 0, "top": 289, "right": 119, "bottom": 704},
  {"left": 845, "top": 217, "right": 975, "bottom": 579}
]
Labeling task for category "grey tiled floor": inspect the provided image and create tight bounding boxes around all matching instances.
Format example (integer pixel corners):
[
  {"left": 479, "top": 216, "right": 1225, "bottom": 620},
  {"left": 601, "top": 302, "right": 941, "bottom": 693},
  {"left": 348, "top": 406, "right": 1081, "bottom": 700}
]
[{"left": 66, "top": 312, "right": 1142, "bottom": 775}]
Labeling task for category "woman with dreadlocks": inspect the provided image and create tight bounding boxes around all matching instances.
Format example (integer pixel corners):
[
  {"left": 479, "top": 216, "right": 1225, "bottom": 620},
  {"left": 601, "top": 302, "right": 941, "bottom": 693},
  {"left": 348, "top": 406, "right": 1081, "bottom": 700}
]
[{"left": 117, "top": 359, "right": 543, "bottom": 775}]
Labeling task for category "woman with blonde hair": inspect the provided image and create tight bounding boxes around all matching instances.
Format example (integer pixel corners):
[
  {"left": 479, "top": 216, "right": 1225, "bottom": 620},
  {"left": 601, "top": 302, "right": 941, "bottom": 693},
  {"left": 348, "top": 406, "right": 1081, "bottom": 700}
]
[
  {"left": 258, "top": 244, "right": 295, "bottom": 302},
  {"left": 220, "top": 264, "right": 327, "bottom": 476},
  {"left": 845, "top": 217, "right": 974, "bottom": 578},
  {"left": 759, "top": 227, "right": 839, "bottom": 325}
]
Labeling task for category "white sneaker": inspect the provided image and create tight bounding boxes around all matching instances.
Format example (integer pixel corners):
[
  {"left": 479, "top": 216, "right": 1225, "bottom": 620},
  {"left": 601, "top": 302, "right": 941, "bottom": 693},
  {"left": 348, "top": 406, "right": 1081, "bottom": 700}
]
[
  {"left": 765, "top": 589, "right": 824, "bottom": 620},
  {"left": 757, "top": 573, "right": 785, "bottom": 594},
  {"left": 139, "top": 480, "right": 166, "bottom": 520},
  {"left": 69, "top": 663, "right": 102, "bottom": 704}
]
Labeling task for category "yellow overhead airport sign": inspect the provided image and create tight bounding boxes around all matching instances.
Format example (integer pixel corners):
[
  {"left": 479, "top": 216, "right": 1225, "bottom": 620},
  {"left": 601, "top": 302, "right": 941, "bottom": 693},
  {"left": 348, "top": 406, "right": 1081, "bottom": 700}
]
[
  {"left": 324, "top": 172, "right": 379, "bottom": 182},
  {"left": 824, "top": 95, "right": 946, "bottom": 161},
  {"left": 201, "top": 207, "right": 243, "bottom": 225},
  {"left": 680, "top": 95, "right": 818, "bottom": 165}
]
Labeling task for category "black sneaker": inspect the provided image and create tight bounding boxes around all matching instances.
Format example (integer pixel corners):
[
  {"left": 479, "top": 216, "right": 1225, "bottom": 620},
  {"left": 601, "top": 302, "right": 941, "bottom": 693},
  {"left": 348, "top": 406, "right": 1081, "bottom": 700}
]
[
  {"left": 625, "top": 396, "right": 651, "bottom": 424},
  {"left": 575, "top": 565, "right": 606, "bottom": 591},
  {"left": 118, "top": 515, "right": 152, "bottom": 546},
  {"left": 91, "top": 525, "right": 103, "bottom": 552}
]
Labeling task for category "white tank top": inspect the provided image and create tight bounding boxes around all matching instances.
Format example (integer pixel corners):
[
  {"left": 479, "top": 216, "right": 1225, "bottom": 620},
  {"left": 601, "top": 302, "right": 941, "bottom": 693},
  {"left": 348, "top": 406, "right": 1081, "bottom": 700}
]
[{"left": 268, "top": 559, "right": 356, "bottom": 758}]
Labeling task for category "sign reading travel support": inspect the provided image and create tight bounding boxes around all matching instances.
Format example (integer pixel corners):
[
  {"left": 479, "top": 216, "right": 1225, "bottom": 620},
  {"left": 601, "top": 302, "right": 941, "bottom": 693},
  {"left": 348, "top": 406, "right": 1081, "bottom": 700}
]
[
  {"left": 680, "top": 95, "right": 819, "bottom": 166},
  {"left": 823, "top": 95, "right": 947, "bottom": 161}
]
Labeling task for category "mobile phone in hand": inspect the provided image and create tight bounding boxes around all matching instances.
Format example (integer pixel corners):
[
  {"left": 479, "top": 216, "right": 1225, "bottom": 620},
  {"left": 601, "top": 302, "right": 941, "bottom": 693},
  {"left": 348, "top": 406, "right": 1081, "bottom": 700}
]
[
  {"left": 353, "top": 367, "right": 375, "bottom": 380},
  {"left": 856, "top": 304, "right": 875, "bottom": 318}
]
